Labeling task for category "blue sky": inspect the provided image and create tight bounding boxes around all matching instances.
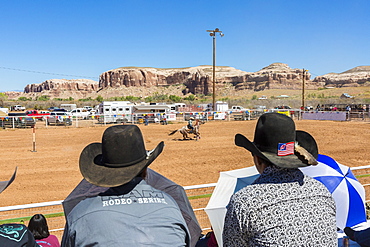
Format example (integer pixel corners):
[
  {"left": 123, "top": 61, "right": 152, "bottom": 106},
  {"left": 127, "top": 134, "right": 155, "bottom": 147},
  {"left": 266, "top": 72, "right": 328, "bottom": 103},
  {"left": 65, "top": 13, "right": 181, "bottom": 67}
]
[{"left": 1, "top": 0, "right": 369, "bottom": 92}]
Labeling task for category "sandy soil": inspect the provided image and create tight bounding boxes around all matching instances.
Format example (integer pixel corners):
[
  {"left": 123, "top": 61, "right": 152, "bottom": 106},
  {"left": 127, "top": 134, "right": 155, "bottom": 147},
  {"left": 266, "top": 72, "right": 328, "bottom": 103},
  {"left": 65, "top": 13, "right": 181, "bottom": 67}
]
[{"left": 0, "top": 119, "right": 369, "bottom": 207}]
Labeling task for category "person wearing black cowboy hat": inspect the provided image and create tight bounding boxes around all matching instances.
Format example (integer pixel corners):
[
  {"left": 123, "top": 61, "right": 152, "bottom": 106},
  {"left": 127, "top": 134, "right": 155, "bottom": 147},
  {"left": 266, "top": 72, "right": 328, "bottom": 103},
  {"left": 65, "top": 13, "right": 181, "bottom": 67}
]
[
  {"left": 223, "top": 113, "right": 337, "bottom": 247},
  {"left": 61, "top": 125, "right": 190, "bottom": 247},
  {"left": 0, "top": 168, "right": 39, "bottom": 247}
]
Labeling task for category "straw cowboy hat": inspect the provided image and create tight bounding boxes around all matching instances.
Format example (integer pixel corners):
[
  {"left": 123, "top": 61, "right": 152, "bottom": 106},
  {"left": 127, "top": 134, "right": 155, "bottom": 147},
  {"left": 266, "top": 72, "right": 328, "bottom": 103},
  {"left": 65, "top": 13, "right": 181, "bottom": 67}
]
[
  {"left": 0, "top": 168, "right": 17, "bottom": 194},
  {"left": 235, "top": 112, "right": 318, "bottom": 168},
  {"left": 79, "top": 125, "right": 164, "bottom": 187}
]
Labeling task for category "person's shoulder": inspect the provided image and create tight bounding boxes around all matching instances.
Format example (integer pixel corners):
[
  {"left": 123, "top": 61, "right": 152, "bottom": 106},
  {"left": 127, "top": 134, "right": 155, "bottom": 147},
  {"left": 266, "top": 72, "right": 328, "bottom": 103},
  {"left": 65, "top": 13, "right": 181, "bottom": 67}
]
[
  {"left": 231, "top": 184, "right": 260, "bottom": 201},
  {"left": 303, "top": 175, "right": 334, "bottom": 195},
  {"left": 303, "top": 174, "right": 327, "bottom": 187},
  {"left": 41, "top": 234, "right": 60, "bottom": 245},
  {"left": 0, "top": 223, "right": 38, "bottom": 247},
  {"left": 46, "top": 234, "right": 60, "bottom": 241}
]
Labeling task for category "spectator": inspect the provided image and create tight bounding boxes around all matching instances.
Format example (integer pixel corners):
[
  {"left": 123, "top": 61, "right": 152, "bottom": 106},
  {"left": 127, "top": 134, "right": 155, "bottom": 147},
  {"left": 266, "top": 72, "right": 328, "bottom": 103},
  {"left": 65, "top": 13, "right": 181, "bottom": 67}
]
[
  {"left": 28, "top": 214, "right": 60, "bottom": 247},
  {"left": 144, "top": 114, "right": 149, "bottom": 126},
  {"left": 344, "top": 226, "right": 370, "bottom": 247},
  {"left": 0, "top": 168, "right": 39, "bottom": 247},
  {"left": 346, "top": 105, "right": 351, "bottom": 112},
  {"left": 61, "top": 125, "right": 190, "bottom": 246},
  {"left": 223, "top": 113, "right": 337, "bottom": 246},
  {"left": 62, "top": 168, "right": 202, "bottom": 247},
  {"left": 162, "top": 113, "right": 168, "bottom": 125}
]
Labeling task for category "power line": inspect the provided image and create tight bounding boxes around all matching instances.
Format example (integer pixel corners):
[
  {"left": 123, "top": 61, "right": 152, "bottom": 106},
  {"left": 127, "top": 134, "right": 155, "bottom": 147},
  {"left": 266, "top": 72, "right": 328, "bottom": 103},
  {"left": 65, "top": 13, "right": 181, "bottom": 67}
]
[
  {"left": 0, "top": 66, "right": 98, "bottom": 80},
  {"left": 308, "top": 71, "right": 321, "bottom": 77}
]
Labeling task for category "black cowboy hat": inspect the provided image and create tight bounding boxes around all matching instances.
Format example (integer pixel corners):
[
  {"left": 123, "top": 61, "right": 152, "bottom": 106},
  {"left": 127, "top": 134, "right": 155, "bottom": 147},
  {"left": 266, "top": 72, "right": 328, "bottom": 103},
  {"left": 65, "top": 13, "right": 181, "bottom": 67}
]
[
  {"left": 79, "top": 125, "right": 164, "bottom": 187},
  {"left": 0, "top": 167, "right": 17, "bottom": 194},
  {"left": 235, "top": 112, "right": 318, "bottom": 168}
]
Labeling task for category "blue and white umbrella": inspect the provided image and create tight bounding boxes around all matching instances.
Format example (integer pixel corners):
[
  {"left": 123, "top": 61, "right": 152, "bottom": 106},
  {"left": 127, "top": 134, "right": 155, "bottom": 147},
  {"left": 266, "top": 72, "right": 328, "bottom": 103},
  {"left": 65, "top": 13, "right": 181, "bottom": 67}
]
[{"left": 300, "top": 154, "right": 367, "bottom": 230}]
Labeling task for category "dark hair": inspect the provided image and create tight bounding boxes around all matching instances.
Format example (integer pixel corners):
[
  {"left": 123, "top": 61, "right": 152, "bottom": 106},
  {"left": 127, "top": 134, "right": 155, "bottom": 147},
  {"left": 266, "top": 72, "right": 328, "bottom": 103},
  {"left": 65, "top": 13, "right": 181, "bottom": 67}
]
[{"left": 28, "top": 214, "right": 50, "bottom": 239}]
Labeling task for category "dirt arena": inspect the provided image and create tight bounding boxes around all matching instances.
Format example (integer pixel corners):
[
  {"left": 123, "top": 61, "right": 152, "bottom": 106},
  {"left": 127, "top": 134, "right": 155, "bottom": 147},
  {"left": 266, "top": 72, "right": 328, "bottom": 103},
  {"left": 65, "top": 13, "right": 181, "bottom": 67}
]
[{"left": 0, "top": 119, "right": 369, "bottom": 207}]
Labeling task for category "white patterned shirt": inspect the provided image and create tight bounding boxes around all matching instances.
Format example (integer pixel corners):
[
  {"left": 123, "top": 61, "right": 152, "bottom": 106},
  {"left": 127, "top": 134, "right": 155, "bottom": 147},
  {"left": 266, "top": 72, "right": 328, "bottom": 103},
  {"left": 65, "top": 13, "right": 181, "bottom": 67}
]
[{"left": 223, "top": 165, "right": 337, "bottom": 247}]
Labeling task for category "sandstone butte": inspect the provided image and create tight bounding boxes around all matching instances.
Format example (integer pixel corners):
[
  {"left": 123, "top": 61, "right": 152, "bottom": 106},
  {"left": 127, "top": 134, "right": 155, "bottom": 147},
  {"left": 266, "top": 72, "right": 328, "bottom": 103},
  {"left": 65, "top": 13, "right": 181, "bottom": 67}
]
[{"left": 5, "top": 63, "right": 370, "bottom": 100}]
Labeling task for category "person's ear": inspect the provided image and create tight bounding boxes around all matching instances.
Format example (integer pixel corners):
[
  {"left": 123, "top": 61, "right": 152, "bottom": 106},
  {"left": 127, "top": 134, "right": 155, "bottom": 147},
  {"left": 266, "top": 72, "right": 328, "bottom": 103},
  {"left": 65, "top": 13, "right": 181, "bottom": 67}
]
[{"left": 252, "top": 155, "right": 260, "bottom": 166}]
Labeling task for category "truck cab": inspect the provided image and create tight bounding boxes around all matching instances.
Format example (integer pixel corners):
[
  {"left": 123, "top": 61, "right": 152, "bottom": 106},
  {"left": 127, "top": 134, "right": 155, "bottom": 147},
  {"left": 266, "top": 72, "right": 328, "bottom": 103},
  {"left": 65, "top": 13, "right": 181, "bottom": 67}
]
[
  {"left": 70, "top": 108, "right": 90, "bottom": 119},
  {"left": 11, "top": 105, "right": 26, "bottom": 111},
  {"left": 230, "top": 106, "right": 245, "bottom": 112}
]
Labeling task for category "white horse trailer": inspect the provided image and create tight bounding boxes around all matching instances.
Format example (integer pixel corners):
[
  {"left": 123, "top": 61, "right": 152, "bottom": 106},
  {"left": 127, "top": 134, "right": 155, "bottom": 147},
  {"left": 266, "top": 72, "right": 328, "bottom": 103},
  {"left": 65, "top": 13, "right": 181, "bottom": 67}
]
[
  {"left": 60, "top": 104, "right": 77, "bottom": 111},
  {"left": 98, "top": 101, "right": 134, "bottom": 123}
]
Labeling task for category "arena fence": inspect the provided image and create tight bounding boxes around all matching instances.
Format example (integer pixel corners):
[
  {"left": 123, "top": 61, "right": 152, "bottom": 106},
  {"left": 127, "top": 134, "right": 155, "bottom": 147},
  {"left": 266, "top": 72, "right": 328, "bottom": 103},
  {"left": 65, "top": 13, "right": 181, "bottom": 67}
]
[
  {"left": 1, "top": 165, "right": 370, "bottom": 240},
  {"left": 1, "top": 109, "right": 368, "bottom": 129}
]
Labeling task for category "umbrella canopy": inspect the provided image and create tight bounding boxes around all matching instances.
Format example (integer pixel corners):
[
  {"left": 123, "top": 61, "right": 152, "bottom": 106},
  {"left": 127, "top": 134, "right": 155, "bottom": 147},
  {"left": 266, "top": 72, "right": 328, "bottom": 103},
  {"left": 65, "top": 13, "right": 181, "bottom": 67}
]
[
  {"left": 204, "top": 166, "right": 260, "bottom": 247},
  {"left": 300, "top": 154, "right": 367, "bottom": 230}
]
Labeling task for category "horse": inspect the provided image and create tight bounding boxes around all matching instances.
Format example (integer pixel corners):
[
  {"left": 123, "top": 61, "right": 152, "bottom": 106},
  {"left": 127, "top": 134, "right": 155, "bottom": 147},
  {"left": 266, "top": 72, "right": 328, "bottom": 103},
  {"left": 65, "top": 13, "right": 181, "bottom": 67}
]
[{"left": 169, "top": 119, "right": 202, "bottom": 141}]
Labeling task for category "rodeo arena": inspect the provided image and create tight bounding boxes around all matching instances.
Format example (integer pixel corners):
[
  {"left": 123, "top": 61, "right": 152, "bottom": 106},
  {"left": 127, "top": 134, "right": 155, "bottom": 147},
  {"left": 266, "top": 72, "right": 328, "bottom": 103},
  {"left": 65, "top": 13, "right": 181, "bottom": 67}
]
[{"left": 0, "top": 100, "right": 370, "bottom": 246}]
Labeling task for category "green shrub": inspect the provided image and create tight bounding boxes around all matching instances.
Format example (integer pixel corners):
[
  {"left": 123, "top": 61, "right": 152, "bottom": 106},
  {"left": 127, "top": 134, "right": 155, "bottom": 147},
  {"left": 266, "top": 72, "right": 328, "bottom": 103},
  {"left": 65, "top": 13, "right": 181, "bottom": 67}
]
[
  {"left": 169, "top": 95, "right": 182, "bottom": 102},
  {"left": 37, "top": 95, "right": 50, "bottom": 101},
  {"left": 184, "top": 95, "right": 195, "bottom": 101},
  {"left": 96, "top": 95, "right": 104, "bottom": 102},
  {"left": 18, "top": 96, "right": 32, "bottom": 101}
]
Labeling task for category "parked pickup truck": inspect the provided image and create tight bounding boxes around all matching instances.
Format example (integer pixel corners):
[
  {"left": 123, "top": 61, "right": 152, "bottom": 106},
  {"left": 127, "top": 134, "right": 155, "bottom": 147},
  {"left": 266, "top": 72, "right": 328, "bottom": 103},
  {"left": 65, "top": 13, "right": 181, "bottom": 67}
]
[
  {"left": 25, "top": 110, "right": 50, "bottom": 120},
  {"left": 11, "top": 105, "right": 26, "bottom": 111},
  {"left": 70, "top": 108, "right": 90, "bottom": 119}
]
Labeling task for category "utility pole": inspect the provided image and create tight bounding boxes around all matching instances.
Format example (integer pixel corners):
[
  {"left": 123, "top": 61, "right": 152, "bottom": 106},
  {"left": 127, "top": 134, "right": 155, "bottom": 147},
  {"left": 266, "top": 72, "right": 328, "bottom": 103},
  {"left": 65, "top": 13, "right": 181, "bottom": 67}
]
[
  {"left": 302, "top": 68, "right": 307, "bottom": 110},
  {"left": 206, "top": 28, "right": 224, "bottom": 111}
]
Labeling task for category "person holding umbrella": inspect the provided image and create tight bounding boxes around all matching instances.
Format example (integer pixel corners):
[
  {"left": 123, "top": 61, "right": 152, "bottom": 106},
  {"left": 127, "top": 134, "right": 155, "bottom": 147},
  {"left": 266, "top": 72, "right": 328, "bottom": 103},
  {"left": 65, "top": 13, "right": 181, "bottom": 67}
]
[{"left": 223, "top": 113, "right": 337, "bottom": 246}]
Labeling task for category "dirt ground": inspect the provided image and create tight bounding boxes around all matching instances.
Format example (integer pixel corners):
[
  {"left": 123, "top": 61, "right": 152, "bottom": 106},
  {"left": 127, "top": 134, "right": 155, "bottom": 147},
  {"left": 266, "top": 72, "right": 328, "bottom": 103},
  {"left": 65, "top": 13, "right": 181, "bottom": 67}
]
[{"left": 0, "top": 119, "right": 369, "bottom": 207}]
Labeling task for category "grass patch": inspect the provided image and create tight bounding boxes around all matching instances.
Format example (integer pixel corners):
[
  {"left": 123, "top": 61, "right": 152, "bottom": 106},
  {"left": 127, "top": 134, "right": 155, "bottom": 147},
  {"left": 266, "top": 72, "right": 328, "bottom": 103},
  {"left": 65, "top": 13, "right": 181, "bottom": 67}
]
[
  {"left": 188, "top": 193, "right": 212, "bottom": 200},
  {"left": 356, "top": 174, "right": 370, "bottom": 178},
  {"left": 0, "top": 212, "right": 64, "bottom": 224}
]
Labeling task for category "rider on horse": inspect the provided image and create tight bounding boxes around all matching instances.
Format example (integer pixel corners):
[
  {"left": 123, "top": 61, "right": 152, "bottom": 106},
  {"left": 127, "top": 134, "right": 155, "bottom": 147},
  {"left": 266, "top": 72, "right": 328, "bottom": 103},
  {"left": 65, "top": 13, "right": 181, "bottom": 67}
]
[{"left": 187, "top": 117, "right": 194, "bottom": 133}]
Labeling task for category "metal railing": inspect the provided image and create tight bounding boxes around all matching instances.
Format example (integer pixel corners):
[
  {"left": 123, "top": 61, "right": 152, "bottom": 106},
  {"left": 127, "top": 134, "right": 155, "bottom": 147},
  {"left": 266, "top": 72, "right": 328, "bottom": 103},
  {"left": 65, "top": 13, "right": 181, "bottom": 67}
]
[
  {"left": 0, "top": 183, "right": 217, "bottom": 239},
  {"left": 1, "top": 164, "right": 370, "bottom": 239}
]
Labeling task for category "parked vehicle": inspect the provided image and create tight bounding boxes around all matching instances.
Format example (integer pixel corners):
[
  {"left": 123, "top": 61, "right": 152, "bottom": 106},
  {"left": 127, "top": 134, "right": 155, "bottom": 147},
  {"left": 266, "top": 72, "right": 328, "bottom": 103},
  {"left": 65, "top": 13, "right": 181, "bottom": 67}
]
[
  {"left": 97, "top": 101, "right": 134, "bottom": 123},
  {"left": 25, "top": 110, "right": 50, "bottom": 120},
  {"left": 11, "top": 105, "right": 26, "bottom": 111},
  {"left": 48, "top": 106, "right": 59, "bottom": 111},
  {"left": 0, "top": 107, "right": 9, "bottom": 114},
  {"left": 204, "top": 101, "right": 229, "bottom": 112},
  {"left": 47, "top": 112, "right": 72, "bottom": 126},
  {"left": 60, "top": 104, "right": 77, "bottom": 111},
  {"left": 0, "top": 115, "right": 36, "bottom": 128},
  {"left": 229, "top": 105, "right": 247, "bottom": 112},
  {"left": 83, "top": 106, "right": 93, "bottom": 111},
  {"left": 70, "top": 108, "right": 90, "bottom": 119},
  {"left": 232, "top": 112, "right": 250, "bottom": 121},
  {"left": 52, "top": 108, "right": 69, "bottom": 113}
]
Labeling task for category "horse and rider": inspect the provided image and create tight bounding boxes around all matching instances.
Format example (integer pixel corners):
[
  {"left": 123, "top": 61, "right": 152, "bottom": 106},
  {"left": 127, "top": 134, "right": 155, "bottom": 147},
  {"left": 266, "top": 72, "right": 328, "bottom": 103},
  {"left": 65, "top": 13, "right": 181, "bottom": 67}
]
[{"left": 169, "top": 117, "right": 202, "bottom": 141}]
